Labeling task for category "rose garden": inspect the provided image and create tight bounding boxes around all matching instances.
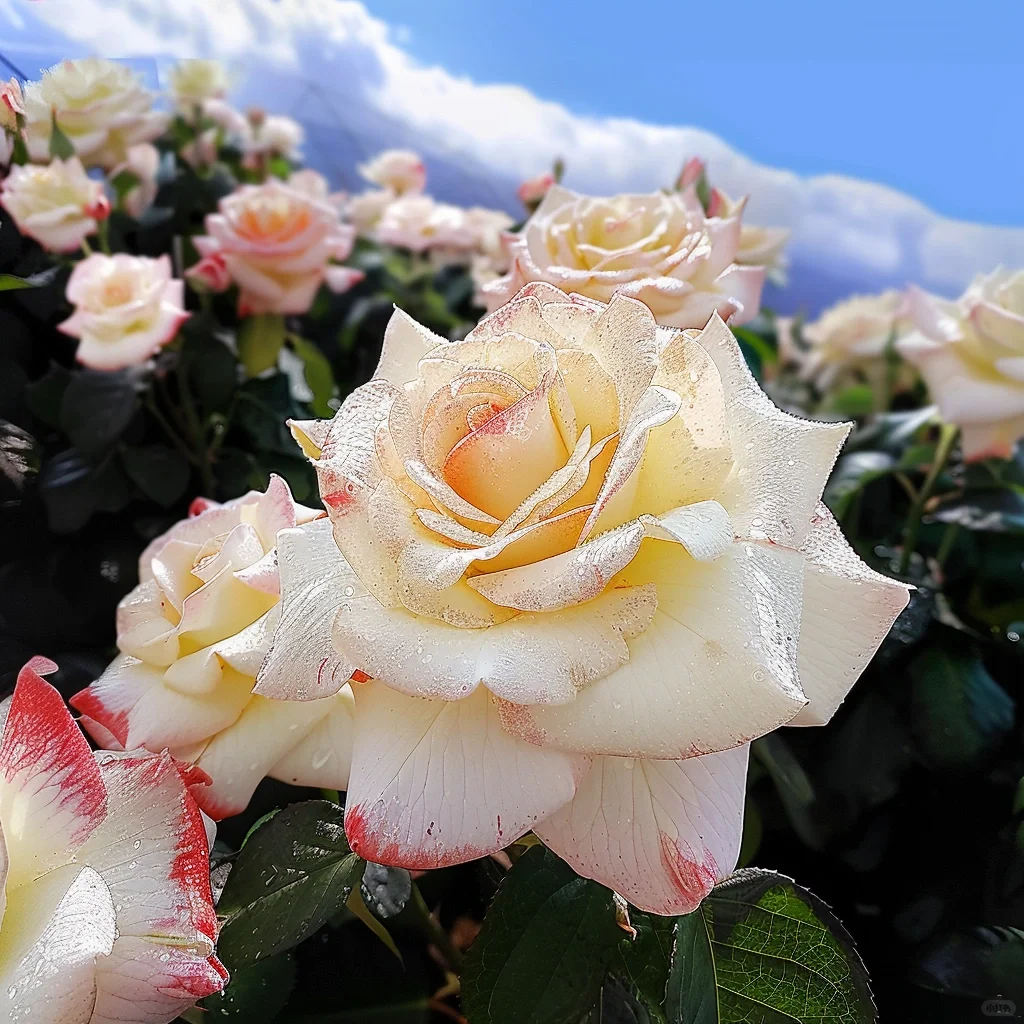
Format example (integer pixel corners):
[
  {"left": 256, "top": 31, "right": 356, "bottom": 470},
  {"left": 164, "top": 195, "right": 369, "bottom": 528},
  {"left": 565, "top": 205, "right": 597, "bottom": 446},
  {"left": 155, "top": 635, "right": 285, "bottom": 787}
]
[{"left": 0, "top": 57, "right": 1021, "bottom": 1024}]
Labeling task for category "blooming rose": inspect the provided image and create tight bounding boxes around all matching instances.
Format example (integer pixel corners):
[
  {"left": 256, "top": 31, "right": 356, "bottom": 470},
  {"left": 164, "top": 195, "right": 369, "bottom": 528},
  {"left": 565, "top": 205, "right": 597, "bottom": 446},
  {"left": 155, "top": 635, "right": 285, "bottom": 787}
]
[
  {"left": 374, "top": 194, "right": 476, "bottom": 254},
  {"left": 168, "top": 59, "right": 228, "bottom": 111},
  {"left": 787, "top": 290, "right": 912, "bottom": 398},
  {"left": 24, "top": 58, "right": 166, "bottom": 170},
  {"left": 242, "top": 113, "right": 304, "bottom": 161},
  {"left": 346, "top": 188, "right": 394, "bottom": 235},
  {"left": 188, "top": 176, "right": 362, "bottom": 315},
  {"left": 59, "top": 253, "right": 188, "bottom": 370},
  {"left": 0, "top": 658, "right": 226, "bottom": 1022},
  {"left": 72, "top": 478, "right": 357, "bottom": 820},
  {"left": 358, "top": 149, "right": 426, "bottom": 195},
  {"left": 0, "top": 156, "right": 109, "bottom": 253},
  {"left": 266, "top": 284, "right": 909, "bottom": 914},
  {"left": 898, "top": 268, "right": 1024, "bottom": 460},
  {"left": 518, "top": 172, "right": 555, "bottom": 207},
  {"left": 485, "top": 185, "right": 766, "bottom": 329},
  {"left": 464, "top": 206, "right": 515, "bottom": 305},
  {"left": 0, "top": 77, "right": 24, "bottom": 133}
]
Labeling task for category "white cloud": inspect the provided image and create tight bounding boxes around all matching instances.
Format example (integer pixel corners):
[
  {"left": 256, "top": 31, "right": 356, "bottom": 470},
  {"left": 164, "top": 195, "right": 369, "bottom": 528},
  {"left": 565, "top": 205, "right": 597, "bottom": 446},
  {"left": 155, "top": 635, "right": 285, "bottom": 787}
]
[{"left": 3, "top": 0, "right": 1022, "bottom": 313}]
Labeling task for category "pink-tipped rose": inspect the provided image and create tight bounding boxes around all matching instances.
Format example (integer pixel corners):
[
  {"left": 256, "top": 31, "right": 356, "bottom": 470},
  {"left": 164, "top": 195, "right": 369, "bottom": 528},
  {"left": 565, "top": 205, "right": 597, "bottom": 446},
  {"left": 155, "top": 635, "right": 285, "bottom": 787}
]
[{"left": 59, "top": 253, "right": 189, "bottom": 370}]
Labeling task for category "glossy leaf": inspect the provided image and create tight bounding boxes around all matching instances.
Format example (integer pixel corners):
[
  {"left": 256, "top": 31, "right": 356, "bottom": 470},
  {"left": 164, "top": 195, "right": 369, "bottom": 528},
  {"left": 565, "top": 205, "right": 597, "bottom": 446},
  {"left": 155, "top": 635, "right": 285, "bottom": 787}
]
[
  {"left": 217, "top": 800, "right": 365, "bottom": 969},
  {"left": 665, "top": 869, "right": 876, "bottom": 1024},
  {"left": 461, "top": 844, "right": 622, "bottom": 1024},
  {"left": 199, "top": 952, "right": 295, "bottom": 1022}
]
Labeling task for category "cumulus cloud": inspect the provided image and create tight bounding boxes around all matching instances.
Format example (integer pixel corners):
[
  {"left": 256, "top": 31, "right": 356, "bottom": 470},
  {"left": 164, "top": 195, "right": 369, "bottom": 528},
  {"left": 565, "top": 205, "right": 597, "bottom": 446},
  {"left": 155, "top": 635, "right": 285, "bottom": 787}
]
[{"left": 3, "top": 0, "right": 1022, "bottom": 313}]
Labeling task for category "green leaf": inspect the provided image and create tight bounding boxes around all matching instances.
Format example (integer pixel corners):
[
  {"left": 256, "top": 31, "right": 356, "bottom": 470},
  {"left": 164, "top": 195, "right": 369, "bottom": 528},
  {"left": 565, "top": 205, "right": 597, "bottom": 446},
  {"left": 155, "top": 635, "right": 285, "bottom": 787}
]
[
  {"left": 909, "top": 644, "right": 1015, "bottom": 770},
  {"left": 49, "top": 112, "right": 76, "bottom": 160},
  {"left": 666, "top": 869, "right": 877, "bottom": 1024},
  {"left": 615, "top": 910, "right": 674, "bottom": 1023},
  {"left": 238, "top": 314, "right": 287, "bottom": 377},
  {"left": 345, "top": 886, "right": 403, "bottom": 961},
  {"left": 461, "top": 844, "right": 623, "bottom": 1024},
  {"left": 199, "top": 952, "right": 295, "bottom": 1022},
  {"left": 290, "top": 336, "right": 336, "bottom": 417},
  {"left": 59, "top": 370, "right": 140, "bottom": 457},
  {"left": 109, "top": 169, "right": 141, "bottom": 202},
  {"left": 0, "top": 274, "right": 40, "bottom": 292},
  {"left": 820, "top": 383, "right": 876, "bottom": 418},
  {"left": 121, "top": 445, "right": 190, "bottom": 507},
  {"left": 216, "top": 800, "right": 364, "bottom": 969}
]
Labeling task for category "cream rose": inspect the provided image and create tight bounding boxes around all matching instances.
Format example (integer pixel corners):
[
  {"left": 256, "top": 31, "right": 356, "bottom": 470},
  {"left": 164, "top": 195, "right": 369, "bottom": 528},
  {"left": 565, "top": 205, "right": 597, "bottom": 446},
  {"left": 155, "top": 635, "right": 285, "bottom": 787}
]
[
  {"left": 374, "top": 194, "right": 476, "bottom": 254},
  {"left": 0, "top": 658, "right": 226, "bottom": 1023},
  {"left": 262, "top": 284, "right": 909, "bottom": 915},
  {"left": 242, "top": 113, "right": 304, "bottom": 161},
  {"left": 898, "top": 268, "right": 1024, "bottom": 460},
  {"left": 188, "top": 176, "right": 362, "bottom": 315},
  {"left": 72, "top": 478, "right": 356, "bottom": 821},
  {"left": 168, "top": 58, "right": 228, "bottom": 111},
  {"left": 24, "top": 58, "right": 167, "bottom": 170},
  {"left": 485, "top": 185, "right": 766, "bottom": 329},
  {"left": 706, "top": 187, "right": 790, "bottom": 285},
  {"left": 112, "top": 141, "right": 161, "bottom": 219},
  {"left": 346, "top": 188, "right": 395, "bottom": 235},
  {"left": 59, "top": 253, "right": 188, "bottom": 370},
  {"left": 0, "top": 156, "right": 109, "bottom": 253},
  {"left": 358, "top": 148, "right": 426, "bottom": 195},
  {"left": 789, "top": 290, "right": 912, "bottom": 397}
]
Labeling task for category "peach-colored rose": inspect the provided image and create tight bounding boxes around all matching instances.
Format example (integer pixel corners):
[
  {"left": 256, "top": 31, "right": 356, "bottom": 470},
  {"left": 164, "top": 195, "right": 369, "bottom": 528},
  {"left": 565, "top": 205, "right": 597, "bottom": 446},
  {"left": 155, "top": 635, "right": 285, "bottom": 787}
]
[
  {"left": 59, "top": 254, "right": 188, "bottom": 370},
  {"left": 23, "top": 58, "right": 166, "bottom": 170},
  {"left": 264, "top": 284, "right": 909, "bottom": 914},
  {"left": 0, "top": 658, "right": 226, "bottom": 1023},
  {"left": 188, "top": 176, "right": 362, "bottom": 315},
  {"left": 485, "top": 185, "right": 765, "bottom": 329},
  {"left": 73, "top": 479, "right": 356, "bottom": 820},
  {"left": 899, "top": 268, "right": 1024, "bottom": 460},
  {"left": 358, "top": 149, "right": 426, "bottom": 195},
  {"left": 0, "top": 156, "right": 109, "bottom": 253}
]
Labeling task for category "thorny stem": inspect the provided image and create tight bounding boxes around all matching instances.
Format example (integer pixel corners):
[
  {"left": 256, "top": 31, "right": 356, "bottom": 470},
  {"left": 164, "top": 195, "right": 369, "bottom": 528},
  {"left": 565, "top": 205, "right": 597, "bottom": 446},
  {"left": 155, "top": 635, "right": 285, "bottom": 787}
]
[{"left": 899, "top": 423, "right": 959, "bottom": 575}]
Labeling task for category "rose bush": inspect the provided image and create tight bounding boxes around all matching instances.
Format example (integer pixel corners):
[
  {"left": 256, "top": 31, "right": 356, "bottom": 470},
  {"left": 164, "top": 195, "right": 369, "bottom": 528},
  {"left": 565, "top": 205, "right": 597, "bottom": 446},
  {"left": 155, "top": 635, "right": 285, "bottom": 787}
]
[
  {"left": 899, "top": 268, "right": 1024, "bottom": 459},
  {"left": 72, "top": 477, "right": 355, "bottom": 820},
  {"left": 0, "top": 657, "right": 225, "bottom": 1023},
  {"left": 485, "top": 185, "right": 766, "bottom": 329},
  {"left": 266, "top": 284, "right": 909, "bottom": 913}
]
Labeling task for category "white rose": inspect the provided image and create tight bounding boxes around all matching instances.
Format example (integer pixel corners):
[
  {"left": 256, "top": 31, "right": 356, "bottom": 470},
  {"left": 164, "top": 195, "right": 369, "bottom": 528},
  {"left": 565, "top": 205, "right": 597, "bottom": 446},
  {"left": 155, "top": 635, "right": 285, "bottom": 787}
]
[
  {"left": 374, "top": 194, "right": 477, "bottom": 254},
  {"left": 263, "top": 284, "right": 909, "bottom": 914},
  {"left": 358, "top": 148, "right": 426, "bottom": 195},
  {"left": 899, "top": 268, "right": 1024, "bottom": 460},
  {"left": 0, "top": 658, "right": 226, "bottom": 1023},
  {"left": 72, "top": 478, "right": 357, "bottom": 820},
  {"left": 346, "top": 188, "right": 395, "bottom": 235},
  {"left": 486, "top": 185, "right": 765, "bottom": 329},
  {"left": 0, "top": 156, "right": 109, "bottom": 253},
  {"left": 24, "top": 58, "right": 167, "bottom": 170},
  {"left": 59, "top": 253, "right": 188, "bottom": 370},
  {"left": 243, "top": 113, "right": 304, "bottom": 160},
  {"left": 168, "top": 58, "right": 228, "bottom": 110}
]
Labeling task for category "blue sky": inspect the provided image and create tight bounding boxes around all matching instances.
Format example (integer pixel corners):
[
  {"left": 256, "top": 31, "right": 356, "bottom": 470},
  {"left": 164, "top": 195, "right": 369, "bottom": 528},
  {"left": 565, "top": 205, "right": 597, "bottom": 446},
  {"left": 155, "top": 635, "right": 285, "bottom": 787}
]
[{"left": 363, "top": 0, "right": 1024, "bottom": 227}]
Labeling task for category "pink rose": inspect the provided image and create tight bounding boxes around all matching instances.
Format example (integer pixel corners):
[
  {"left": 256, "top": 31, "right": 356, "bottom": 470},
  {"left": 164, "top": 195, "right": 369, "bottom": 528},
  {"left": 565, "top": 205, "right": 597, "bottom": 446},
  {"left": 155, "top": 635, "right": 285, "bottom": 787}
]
[{"left": 188, "top": 178, "right": 361, "bottom": 315}]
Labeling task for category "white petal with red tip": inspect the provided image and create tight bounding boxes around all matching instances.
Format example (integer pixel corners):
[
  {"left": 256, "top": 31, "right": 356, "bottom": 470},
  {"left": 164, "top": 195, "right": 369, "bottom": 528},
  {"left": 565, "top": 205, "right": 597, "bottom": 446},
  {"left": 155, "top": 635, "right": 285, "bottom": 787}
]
[
  {"left": 344, "top": 682, "right": 584, "bottom": 869},
  {"left": 534, "top": 745, "right": 748, "bottom": 915},
  {"left": 0, "top": 665, "right": 106, "bottom": 884},
  {"left": 791, "top": 503, "right": 911, "bottom": 725}
]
